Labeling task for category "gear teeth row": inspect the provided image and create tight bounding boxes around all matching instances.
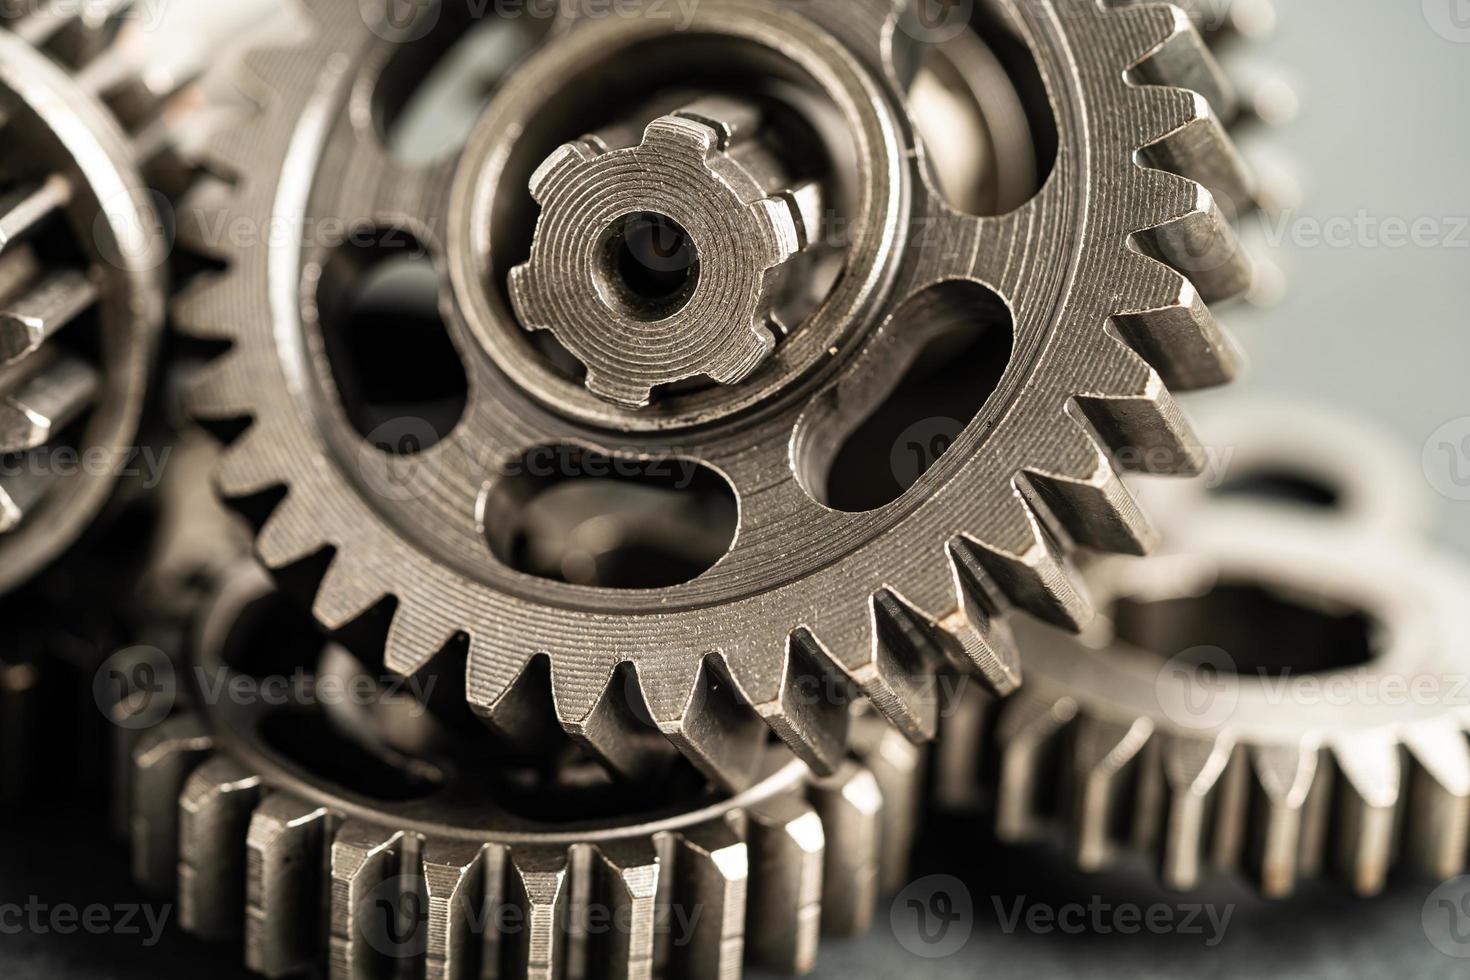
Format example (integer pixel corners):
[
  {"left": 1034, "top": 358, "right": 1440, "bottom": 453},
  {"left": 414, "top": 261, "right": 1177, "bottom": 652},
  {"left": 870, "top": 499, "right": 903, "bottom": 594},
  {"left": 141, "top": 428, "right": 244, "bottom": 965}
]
[
  {"left": 126, "top": 714, "right": 920, "bottom": 979},
  {"left": 936, "top": 516, "right": 1470, "bottom": 900}
]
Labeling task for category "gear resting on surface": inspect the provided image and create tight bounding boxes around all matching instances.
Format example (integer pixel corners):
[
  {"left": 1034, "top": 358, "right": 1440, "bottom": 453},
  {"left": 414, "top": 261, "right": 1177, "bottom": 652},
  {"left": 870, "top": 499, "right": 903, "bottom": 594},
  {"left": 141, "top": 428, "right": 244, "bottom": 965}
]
[
  {"left": 124, "top": 562, "right": 922, "bottom": 980},
  {"left": 939, "top": 515, "right": 1470, "bottom": 898},
  {"left": 180, "top": 0, "right": 1253, "bottom": 790}
]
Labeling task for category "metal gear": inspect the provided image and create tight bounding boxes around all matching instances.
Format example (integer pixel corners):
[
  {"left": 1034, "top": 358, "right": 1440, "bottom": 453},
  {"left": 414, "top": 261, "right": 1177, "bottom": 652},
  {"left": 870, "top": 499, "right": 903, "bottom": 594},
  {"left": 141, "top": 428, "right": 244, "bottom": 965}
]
[
  {"left": 180, "top": 0, "right": 1253, "bottom": 789},
  {"left": 0, "top": 5, "right": 169, "bottom": 592},
  {"left": 940, "top": 514, "right": 1470, "bottom": 898},
  {"left": 1130, "top": 397, "right": 1434, "bottom": 539},
  {"left": 124, "top": 561, "right": 922, "bottom": 980}
]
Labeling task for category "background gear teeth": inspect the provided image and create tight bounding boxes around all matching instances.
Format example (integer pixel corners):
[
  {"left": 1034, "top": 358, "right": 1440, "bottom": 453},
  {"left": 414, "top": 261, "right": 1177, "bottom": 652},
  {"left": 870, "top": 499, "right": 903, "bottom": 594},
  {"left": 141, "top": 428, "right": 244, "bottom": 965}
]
[
  {"left": 124, "top": 565, "right": 920, "bottom": 980},
  {"left": 938, "top": 514, "right": 1470, "bottom": 898},
  {"left": 178, "top": 0, "right": 1251, "bottom": 790}
]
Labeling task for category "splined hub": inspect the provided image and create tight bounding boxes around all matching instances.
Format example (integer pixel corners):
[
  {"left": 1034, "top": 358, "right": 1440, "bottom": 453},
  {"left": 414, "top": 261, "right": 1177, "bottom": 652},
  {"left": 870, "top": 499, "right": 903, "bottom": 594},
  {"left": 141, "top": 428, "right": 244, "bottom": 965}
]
[{"left": 510, "top": 98, "right": 820, "bottom": 407}]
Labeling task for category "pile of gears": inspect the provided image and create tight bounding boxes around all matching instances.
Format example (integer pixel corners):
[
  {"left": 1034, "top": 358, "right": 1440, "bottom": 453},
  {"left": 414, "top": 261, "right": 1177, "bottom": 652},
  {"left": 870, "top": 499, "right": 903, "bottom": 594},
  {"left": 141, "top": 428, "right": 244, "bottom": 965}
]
[{"left": 2, "top": 0, "right": 1462, "bottom": 977}]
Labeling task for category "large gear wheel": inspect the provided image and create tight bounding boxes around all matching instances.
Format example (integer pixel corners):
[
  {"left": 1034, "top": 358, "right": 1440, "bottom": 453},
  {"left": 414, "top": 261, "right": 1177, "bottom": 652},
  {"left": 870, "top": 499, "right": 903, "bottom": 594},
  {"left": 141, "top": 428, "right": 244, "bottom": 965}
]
[
  {"left": 940, "top": 514, "right": 1470, "bottom": 898},
  {"left": 180, "top": 0, "right": 1253, "bottom": 789},
  {"left": 0, "top": 7, "right": 170, "bottom": 593},
  {"left": 124, "top": 562, "right": 921, "bottom": 980}
]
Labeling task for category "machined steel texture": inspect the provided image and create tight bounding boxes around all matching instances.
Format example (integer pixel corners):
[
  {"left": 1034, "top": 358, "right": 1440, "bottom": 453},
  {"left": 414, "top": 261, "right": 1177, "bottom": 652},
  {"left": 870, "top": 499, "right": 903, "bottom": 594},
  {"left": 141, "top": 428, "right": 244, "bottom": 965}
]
[
  {"left": 1130, "top": 397, "right": 1433, "bottom": 540},
  {"left": 939, "top": 514, "right": 1470, "bottom": 898},
  {"left": 125, "top": 562, "right": 922, "bottom": 980},
  {"left": 0, "top": 5, "right": 168, "bottom": 591},
  {"left": 180, "top": 0, "right": 1254, "bottom": 789}
]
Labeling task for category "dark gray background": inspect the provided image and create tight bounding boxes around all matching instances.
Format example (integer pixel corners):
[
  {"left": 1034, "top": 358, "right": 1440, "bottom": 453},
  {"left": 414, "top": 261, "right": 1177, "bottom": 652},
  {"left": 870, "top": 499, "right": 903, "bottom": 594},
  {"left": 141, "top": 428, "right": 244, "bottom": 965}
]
[{"left": 5, "top": 0, "right": 1470, "bottom": 976}]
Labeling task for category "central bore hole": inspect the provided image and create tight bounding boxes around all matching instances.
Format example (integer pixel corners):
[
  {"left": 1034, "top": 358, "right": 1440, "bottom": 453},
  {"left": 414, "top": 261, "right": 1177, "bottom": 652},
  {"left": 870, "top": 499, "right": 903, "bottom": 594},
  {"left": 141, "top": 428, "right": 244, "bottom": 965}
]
[
  {"left": 1110, "top": 582, "right": 1379, "bottom": 677},
  {"left": 596, "top": 211, "right": 700, "bottom": 321}
]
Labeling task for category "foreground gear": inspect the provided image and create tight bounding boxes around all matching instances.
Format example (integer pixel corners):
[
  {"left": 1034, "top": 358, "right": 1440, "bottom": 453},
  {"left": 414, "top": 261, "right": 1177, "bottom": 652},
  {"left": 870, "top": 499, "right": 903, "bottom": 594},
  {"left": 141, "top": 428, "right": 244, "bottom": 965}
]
[
  {"left": 940, "top": 514, "right": 1470, "bottom": 897},
  {"left": 180, "top": 0, "right": 1251, "bottom": 789},
  {"left": 125, "top": 562, "right": 921, "bottom": 980}
]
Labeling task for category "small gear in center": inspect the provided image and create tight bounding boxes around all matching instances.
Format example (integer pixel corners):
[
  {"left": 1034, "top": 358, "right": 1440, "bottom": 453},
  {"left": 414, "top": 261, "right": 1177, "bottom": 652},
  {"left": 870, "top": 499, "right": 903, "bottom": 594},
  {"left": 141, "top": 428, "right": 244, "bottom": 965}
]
[{"left": 509, "top": 97, "right": 822, "bottom": 408}]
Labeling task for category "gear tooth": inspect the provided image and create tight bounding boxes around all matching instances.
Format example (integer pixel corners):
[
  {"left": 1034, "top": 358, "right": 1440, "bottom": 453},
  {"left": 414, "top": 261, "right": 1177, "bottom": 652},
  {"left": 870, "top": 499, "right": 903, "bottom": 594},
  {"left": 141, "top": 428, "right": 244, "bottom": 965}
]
[
  {"left": 1019, "top": 424, "right": 1158, "bottom": 557},
  {"left": 1111, "top": 252, "right": 1242, "bottom": 391},
  {"left": 554, "top": 661, "right": 680, "bottom": 784},
  {"left": 671, "top": 821, "right": 749, "bottom": 978},
  {"left": 944, "top": 541, "right": 1021, "bottom": 695},
  {"left": 526, "top": 140, "right": 599, "bottom": 201},
  {"left": 1130, "top": 173, "right": 1253, "bottom": 305},
  {"left": 1069, "top": 714, "right": 1155, "bottom": 872},
  {"left": 642, "top": 113, "right": 722, "bottom": 157},
  {"left": 420, "top": 840, "right": 489, "bottom": 980},
  {"left": 256, "top": 491, "right": 330, "bottom": 569},
  {"left": 1122, "top": 4, "right": 1238, "bottom": 120},
  {"left": 216, "top": 424, "right": 285, "bottom": 500},
  {"left": 506, "top": 261, "right": 549, "bottom": 331},
  {"left": 179, "top": 756, "right": 263, "bottom": 940},
  {"left": 635, "top": 654, "right": 768, "bottom": 791},
  {"left": 933, "top": 680, "right": 995, "bottom": 812},
  {"left": 854, "top": 721, "right": 925, "bottom": 894},
  {"left": 953, "top": 502, "right": 1094, "bottom": 633},
  {"left": 1403, "top": 720, "right": 1470, "bottom": 880},
  {"left": 733, "top": 632, "right": 853, "bottom": 778},
  {"left": 503, "top": 848, "right": 570, "bottom": 980},
  {"left": 589, "top": 840, "right": 661, "bottom": 980},
  {"left": 745, "top": 794, "right": 825, "bottom": 973},
  {"left": 1074, "top": 347, "right": 1208, "bottom": 477},
  {"left": 384, "top": 600, "right": 464, "bottom": 679},
  {"left": 994, "top": 691, "right": 1077, "bottom": 843},
  {"left": 809, "top": 762, "right": 883, "bottom": 937},
  {"left": 184, "top": 349, "right": 256, "bottom": 423},
  {"left": 1330, "top": 736, "right": 1403, "bottom": 896},
  {"left": 747, "top": 196, "right": 805, "bottom": 267},
  {"left": 130, "top": 716, "right": 215, "bottom": 894},
  {"left": 1157, "top": 733, "right": 1236, "bottom": 890},
  {"left": 172, "top": 273, "right": 240, "bottom": 342},
  {"left": 311, "top": 551, "right": 389, "bottom": 631},
  {"left": 1245, "top": 742, "right": 1320, "bottom": 898},
  {"left": 468, "top": 650, "right": 572, "bottom": 760},
  {"left": 245, "top": 794, "right": 331, "bottom": 978},
  {"left": 328, "top": 822, "right": 409, "bottom": 980},
  {"left": 1136, "top": 89, "right": 1257, "bottom": 218},
  {"left": 844, "top": 590, "right": 947, "bottom": 743}
]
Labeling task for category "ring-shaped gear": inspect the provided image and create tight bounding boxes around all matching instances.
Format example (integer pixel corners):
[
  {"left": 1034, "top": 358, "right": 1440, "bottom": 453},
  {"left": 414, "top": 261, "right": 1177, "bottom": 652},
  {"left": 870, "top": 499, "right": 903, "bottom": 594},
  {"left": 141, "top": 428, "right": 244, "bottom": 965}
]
[
  {"left": 180, "top": 0, "right": 1252, "bottom": 789},
  {"left": 124, "top": 562, "right": 922, "bottom": 980},
  {"left": 941, "top": 514, "right": 1470, "bottom": 898},
  {"left": 0, "top": 9, "right": 169, "bottom": 592}
]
